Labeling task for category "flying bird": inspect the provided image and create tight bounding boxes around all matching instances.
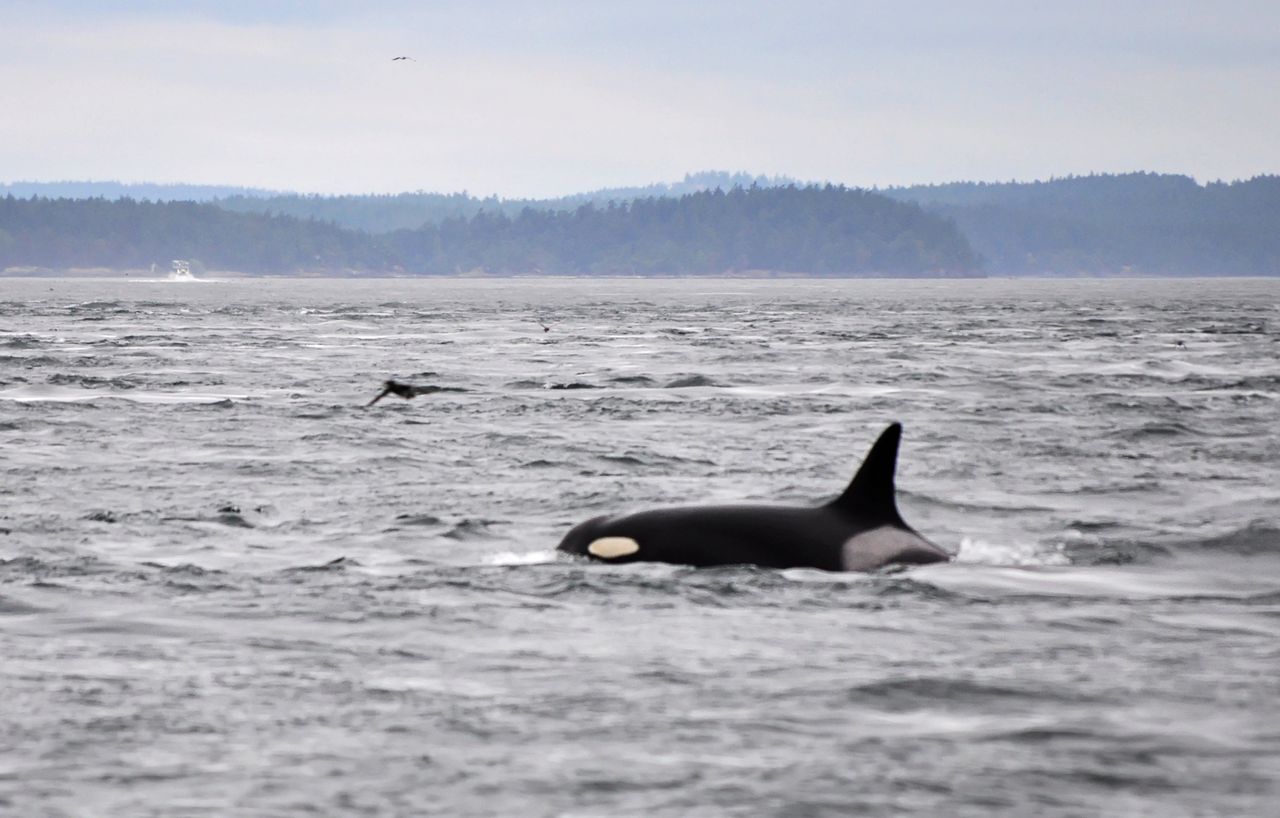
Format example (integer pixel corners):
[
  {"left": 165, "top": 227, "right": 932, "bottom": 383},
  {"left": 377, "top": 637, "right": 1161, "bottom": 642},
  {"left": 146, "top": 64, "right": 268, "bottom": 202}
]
[
  {"left": 391, "top": 56, "right": 415, "bottom": 61},
  {"left": 366, "top": 379, "right": 466, "bottom": 407}
]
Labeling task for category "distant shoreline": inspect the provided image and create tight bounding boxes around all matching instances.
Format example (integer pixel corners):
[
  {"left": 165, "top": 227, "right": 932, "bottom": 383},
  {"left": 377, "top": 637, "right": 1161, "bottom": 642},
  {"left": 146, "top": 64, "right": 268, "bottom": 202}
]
[
  {"left": 8, "top": 176, "right": 1277, "bottom": 276},
  {"left": 5, "top": 270, "right": 1277, "bottom": 280}
]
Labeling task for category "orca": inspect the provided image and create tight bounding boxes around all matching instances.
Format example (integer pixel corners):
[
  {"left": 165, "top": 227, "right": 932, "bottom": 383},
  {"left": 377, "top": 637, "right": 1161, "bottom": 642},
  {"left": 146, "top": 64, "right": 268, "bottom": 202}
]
[{"left": 556, "top": 423, "right": 949, "bottom": 572}]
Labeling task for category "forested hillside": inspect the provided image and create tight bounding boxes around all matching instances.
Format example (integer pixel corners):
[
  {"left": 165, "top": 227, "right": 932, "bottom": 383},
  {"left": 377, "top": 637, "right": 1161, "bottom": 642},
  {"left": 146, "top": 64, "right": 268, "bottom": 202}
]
[
  {"left": 216, "top": 190, "right": 503, "bottom": 234},
  {"left": 7, "top": 172, "right": 1275, "bottom": 276},
  {"left": 0, "top": 181, "right": 275, "bottom": 202},
  {"left": 212, "top": 171, "right": 796, "bottom": 233},
  {"left": 883, "top": 173, "right": 1280, "bottom": 275},
  {"left": 385, "top": 185, "right": 975, "bottom": 275},
  {"left": 0, "top": 197, "right": 381, "bottom": 274},
  {"left": 0, "top": 185, "right": 977, "bottom": 276}
]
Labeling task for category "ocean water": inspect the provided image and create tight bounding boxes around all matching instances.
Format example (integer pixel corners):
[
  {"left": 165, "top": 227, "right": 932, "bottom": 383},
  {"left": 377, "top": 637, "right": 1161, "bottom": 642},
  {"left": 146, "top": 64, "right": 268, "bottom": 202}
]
[{"left": 1, "top": 276, "right": 1278, "bottom": 817}]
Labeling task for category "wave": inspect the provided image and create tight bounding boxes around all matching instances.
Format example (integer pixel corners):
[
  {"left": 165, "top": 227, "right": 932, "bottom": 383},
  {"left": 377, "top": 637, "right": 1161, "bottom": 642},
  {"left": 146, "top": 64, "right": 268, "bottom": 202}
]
[
  {"left": 162, "top": 509, "right": 255, "bottom": 529},
  {"left": 508, "top": 561, "right": 971, "bottom": 608},
  {"left": 1179, "top": 521, "right": 1280, "bottom": 556},
  {"left": 519, "top": 459, "right": 566, "bottom": 469},
  {"left": 607, "top": 375, "right": 658, "bottom": 387},
  {"left": 393, "top": 513, "right": 445, "bottom": 527},
  {"left": 294, "top": 407, "right": 347, "bottom": 420},
  {"left": 1210, "top": 375, "right": 1280, "bottom": 393},
  {"left": 594, "top": 451, "right": 717, "bottom": 469},
  {"left": 138, "top": 561, "right": 239, "bottom": 594},
  {"left": 1063, "top": 522, "right": 1280, "bottom": 565},
  {"left": 900, "top": 491, "right": 1059, "bottom": 515},
  {"left": 282, "top": 556, "right": 354, "bottom": 573},
  {"left": 483, "top": 550, "right": 559, "bottom": 566},
  {"left": 1107, "top": 421, "right": 1212, "bottom": 440},
  {"left": 846, "top": 676, "right": 1086, "bottom": 709},
  {"left": 502, "top": 374, "right": 727, "bottom": 390},
  {"left": 1053, "top": 536, "right": 1172, "bottom": 567},
  {"left": 47, "top": 373, "right": 140, "bottom": 390},
  {"left": 115, "top": 334, "right": 191, "bottom": 347},
  {"left": 545, "top": 382, "right": 598, "bottom": 390},
  {"left": 0, "top": 554, "right": 114, "bottom": 578},
  {"left": 442, "top": 518, "right": 504, "bottom": 540},
  {"left": 0, "top": 384, "right": 246, "bottom": 404},
  {"left": 664, "top": 374, "right": 724, "bottom": 388},
  {"left": 155, "top": 504, "right": 276, "bottom": 530},
  {"left": 0, "top": 335, "right": 42, "bottom": 349},
  {"left": 503, "top": 378, "right": 598, "bottom": 390},
  {"left": 955, "top": 537, "right": 1072, "bottom": 567},
  {"left": 140, "top": 561, "right": 223, "bottom": 577},
  {"left": 0, "top": 594, "right": 45, "bottom": 615},
  {"left": 1197, "top": 321, "right": 1268, "bottom": 335}
]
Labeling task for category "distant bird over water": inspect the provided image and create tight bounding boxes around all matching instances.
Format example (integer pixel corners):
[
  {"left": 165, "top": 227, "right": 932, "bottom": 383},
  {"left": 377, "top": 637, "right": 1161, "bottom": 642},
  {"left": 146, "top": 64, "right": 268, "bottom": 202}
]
[{"left": 366, "top": 379, "right": 465, "bottom": 407}]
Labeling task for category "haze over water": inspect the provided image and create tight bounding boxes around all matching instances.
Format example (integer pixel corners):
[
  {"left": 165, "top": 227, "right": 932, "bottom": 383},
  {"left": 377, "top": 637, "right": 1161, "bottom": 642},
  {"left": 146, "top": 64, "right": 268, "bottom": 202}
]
[{"left": 2, "top": 277, "right": 1278, "bottom": 816}]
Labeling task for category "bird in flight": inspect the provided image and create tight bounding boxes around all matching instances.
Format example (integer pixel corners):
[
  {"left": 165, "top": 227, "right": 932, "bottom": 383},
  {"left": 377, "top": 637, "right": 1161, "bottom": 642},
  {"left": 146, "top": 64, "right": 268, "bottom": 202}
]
[
  {"left": 366, "top": 379, "right": 465, "bottom": 407},
  {"left": 391, "top": 56, "right": 415, "bottom": 61}
]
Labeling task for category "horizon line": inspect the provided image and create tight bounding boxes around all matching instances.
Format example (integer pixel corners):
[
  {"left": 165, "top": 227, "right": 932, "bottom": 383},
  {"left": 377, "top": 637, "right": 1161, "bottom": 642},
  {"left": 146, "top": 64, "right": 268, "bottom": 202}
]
[{"left": 2, "top": 169, "right": 1277, "bottom": 202}]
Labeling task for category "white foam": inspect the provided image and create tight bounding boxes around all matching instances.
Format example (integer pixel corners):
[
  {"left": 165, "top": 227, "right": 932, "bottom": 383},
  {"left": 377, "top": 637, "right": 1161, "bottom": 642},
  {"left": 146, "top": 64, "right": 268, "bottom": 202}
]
[
  {"left": 483, "top": 550, "right": 560, "bottom": 566},
  {"left": 0, "top": 385, "right": 246, "bottom": 404},
  {"left": 953, "top": 536, "right": 1070, "bottom": 567}
]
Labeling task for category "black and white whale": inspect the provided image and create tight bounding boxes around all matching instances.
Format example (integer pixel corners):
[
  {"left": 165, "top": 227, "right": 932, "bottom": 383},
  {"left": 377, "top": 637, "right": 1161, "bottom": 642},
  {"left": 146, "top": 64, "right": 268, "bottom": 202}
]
[{"left": 556, "top": 423, "right": 949, "bottom": 572}]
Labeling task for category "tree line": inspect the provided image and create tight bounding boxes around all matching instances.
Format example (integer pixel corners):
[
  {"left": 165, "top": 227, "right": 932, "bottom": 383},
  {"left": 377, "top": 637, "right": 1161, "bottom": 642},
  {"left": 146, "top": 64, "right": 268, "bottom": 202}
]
[
  {"left": 212, "top": 171, "right": 797, "bottom": 234},
  {"left": 0, "top": 196, "right": 381, "bottom": 274},
  {"left": 882, "top": 173, "right": 1280, "bottom": 276},
  {"left": 9, "top": 171, "right": 1276, "bottom": 276},
  {"left": 0, "top": 184, "right": 978, "bottom": 276}
]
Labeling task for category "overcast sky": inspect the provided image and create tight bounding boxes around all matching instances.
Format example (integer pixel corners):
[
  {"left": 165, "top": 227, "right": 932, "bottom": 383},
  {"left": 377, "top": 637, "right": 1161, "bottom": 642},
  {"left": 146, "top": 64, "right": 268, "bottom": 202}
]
[{"left": 3, "top": 1, "right": 1277, "bottom": 197}]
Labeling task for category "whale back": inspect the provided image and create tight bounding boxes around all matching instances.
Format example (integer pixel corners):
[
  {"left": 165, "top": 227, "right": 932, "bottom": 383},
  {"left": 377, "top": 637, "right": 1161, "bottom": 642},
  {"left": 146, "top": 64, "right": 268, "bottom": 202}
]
[{"left": 556, "top": 421, "right": 950, "bottom": 572}]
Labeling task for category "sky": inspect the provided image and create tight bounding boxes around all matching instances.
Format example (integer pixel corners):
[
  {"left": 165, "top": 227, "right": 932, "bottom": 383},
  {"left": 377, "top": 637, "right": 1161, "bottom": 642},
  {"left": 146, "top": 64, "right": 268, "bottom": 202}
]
[{"left": 2, "top": 1, "right": 1278, "bottom": 198}]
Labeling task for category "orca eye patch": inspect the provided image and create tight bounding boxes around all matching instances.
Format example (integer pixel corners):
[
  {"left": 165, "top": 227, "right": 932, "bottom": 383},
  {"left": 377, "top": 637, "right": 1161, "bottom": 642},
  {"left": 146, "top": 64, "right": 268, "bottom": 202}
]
[{"left": 587, "top": 536, "right": 640, "bottom": 559}]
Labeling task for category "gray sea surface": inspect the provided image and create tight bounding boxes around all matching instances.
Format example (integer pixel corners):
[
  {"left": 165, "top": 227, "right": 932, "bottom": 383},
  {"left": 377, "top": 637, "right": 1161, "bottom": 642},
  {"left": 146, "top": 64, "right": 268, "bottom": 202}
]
[{"left": 1, "top": 276, "right": 1278, "bottom": 817}]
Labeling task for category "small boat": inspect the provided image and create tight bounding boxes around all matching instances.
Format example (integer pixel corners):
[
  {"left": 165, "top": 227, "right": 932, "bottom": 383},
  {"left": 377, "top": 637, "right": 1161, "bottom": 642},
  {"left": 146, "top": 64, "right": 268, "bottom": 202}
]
[{"left": 168, "top": 259, "right": 196, "bottom": 281}]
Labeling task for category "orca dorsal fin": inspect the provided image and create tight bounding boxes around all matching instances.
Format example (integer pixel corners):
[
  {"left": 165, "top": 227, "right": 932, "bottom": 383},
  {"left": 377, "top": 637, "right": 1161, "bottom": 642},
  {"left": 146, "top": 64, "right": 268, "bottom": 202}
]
[{"left": 828, "top": 423, "right": 906, "bottom": 525}]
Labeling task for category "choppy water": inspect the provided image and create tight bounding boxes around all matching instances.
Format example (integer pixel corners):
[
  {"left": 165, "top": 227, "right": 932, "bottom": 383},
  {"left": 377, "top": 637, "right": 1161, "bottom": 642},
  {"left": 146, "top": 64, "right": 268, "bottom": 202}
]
[{"left": 2, "top": 276, "right": 1278, "bottom": 816}]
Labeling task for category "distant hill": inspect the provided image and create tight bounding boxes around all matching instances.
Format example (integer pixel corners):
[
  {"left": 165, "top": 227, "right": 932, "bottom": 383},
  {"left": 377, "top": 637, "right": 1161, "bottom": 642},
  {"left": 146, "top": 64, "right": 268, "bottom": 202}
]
[
  {"left": 0, "top": 184, "right": 976, "bottom": 276},
  {"left": 882, "top": 173, "right": 1280, "bottom": 276},
  {"left": 0, "top": 181, "right": 280, "bottom": 202},
  {"left": 212, "top": 170, "right": 802, "bottom": 233},
  {"left": 215, "top": 190, "right": 501, "bottom": 234},
  {"left": 545, "top": 170, "right": 800, "bottom": 209},
  {"left": 0, "top": 197, "right": 384, "bottom": 274},
  {"left": 385, "top": 184, "right": 976, "bottom": 276},
  {"left": 6, "top": 171, "right": 1277, "bottom": 276}
]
